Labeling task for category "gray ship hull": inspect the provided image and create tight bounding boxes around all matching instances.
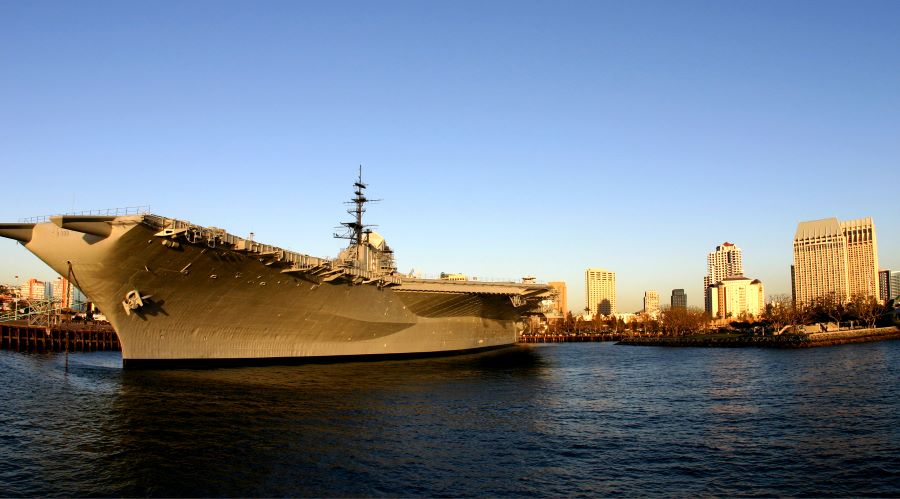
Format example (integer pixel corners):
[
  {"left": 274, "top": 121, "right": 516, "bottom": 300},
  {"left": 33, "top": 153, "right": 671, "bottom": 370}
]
[{"left": 1, "top": 215, "right": 548, "bottom": 366}]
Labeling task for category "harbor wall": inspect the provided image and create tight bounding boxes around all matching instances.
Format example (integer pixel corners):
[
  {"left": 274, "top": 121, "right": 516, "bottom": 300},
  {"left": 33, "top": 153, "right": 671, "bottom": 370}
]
[{"left": 616, "top": 326, "right": 900, "bottom": 348}]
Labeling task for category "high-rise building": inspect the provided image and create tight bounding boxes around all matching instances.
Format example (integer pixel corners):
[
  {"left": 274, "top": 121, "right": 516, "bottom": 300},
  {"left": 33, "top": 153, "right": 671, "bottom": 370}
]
[
  {"left": 643, "top": 290, "right": 659, "bottom": 315},
  {"left": 51, "top": 276, "right": 73, "bottom": 308},
  {"left": 704, "top": 242, "right": 743, "bottom": 313},
  {"left": 790, "top": 265, "right": 796, "bottom": 304},
  {"left": 880, "top": 270, "right": 892, "bottom": 304},
  {"left": 793, "top": 218, "right": 848, "bottom": 304},
  {"left": 19, "top": 278, "right": 46, "bottom": 301},
  {"left": 547, "top": 281, "right": 568, "bottom": 317},
  {"left": 842, "top": 218, "right": 879, "bottom": 299},
  {"left": 708, "top": 276, "right": 765, "bottom": 319},
  {"left": 792, "top": 217, "right": 880, "bottom": 304},
  {"left": 671, "top": 289, "right": 687, "bottom": 309},
  {"left": 892, "top": 271, "right": 900, "bottom": 301},
  {"left": 585, "top": 268, "right": 616, "bottom": 316}
]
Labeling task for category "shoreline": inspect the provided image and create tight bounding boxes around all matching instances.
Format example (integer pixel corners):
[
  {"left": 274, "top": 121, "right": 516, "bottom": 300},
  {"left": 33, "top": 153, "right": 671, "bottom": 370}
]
[{"left": 616, "top": 326, "right": 900, "bottom": 348}]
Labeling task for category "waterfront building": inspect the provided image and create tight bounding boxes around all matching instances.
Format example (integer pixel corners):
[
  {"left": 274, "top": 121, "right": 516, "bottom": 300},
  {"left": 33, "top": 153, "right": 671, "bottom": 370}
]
[
  {"left": 547, "top": 281, "right": 567, "bottom": 317},
  {"left": 615, "top": 312, "right": 637, "bottom": 324},
  {"left": 842, "top": 218, "right": 879, "bottom": 299},
  {"left": 585, "top": 268, "right": 616, "bottom": 316},
  {"left": 704, "top": 242, "right": 743, "bottom": 314},
  {"left": 708, "top": 276, "right": 764, "bottom": 319},
  {"left": 51, "top": 277, "right": 73, "bottom": 308},
  {"left": 643, "top": 290, "right": 659, "bottom": 315},
  {"left": 19, "top": 278, "right": 46, "bottom": 301},
  {"left": 892, "top": 271, "right": 900, "bottom": 301},
  {"left": 671, "top": 289, "right": 687, "bottom": 309},
  {"left": 792, "top": 217, "right": 880, "bottom": 304},
  {"left": 880, "top": 270, "right": 892, "bottom": 303},
  {"left": 790, "top": 265, "right": 796, "bottom": 303}
]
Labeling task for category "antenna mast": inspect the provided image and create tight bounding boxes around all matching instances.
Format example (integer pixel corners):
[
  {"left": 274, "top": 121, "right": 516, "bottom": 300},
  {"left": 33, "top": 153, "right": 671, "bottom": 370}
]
[{"left": 334, "top": 166, "right": 379, "bottom": 266}]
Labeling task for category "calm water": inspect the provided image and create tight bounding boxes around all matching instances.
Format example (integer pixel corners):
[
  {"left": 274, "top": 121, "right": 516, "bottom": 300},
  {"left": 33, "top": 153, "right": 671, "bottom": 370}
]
[{"left": 1, "top": 342, "right": 899, "bottom": 497}]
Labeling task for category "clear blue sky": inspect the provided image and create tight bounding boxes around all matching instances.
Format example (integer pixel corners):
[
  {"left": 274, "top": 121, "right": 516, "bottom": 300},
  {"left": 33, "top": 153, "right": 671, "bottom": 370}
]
[{"left": 1, "top": 0, "right": 898, "bottom": 313}]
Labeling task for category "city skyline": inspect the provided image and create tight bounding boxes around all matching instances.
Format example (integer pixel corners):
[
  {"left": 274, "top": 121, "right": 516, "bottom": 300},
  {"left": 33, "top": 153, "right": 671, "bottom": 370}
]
[{"left": 2, "top": 1, "right": 899, "bottom": 313}]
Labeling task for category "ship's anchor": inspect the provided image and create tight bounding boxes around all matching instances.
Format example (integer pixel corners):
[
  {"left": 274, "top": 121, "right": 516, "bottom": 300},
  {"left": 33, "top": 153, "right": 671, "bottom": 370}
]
[{"left": 122, "top": 289, "right": 152, "bottom": 315}]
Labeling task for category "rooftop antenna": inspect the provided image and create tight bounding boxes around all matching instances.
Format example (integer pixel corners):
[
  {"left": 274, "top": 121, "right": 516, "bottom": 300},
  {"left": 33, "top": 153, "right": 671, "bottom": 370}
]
[{"left": 334, "top": 165, "right": 379, "bottom": 266}]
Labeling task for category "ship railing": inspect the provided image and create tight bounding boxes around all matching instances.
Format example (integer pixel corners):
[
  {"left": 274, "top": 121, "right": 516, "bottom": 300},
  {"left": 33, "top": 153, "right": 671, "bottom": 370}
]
[
  {"left": 142, "top": 214, "right": 334, "bottom": 269},
  {"left": 406, "top": 273, "right": 545, "bottom": 284},
  {"left": 339, "top": 266, "right": 403, "bottom": 285},
  {"left": 21, "top": 205, "right": 151, "bottom": 223}
]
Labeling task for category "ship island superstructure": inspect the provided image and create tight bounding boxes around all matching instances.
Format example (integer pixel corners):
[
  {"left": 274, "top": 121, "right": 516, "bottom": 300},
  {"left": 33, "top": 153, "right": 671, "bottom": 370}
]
[{"left": 0, "top": 172, "right": 551, "bottom": 366}]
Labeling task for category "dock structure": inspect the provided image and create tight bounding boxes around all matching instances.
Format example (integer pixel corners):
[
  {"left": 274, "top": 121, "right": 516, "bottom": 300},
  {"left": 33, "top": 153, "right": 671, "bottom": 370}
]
[
  {"left": 519, "top": 333, "right": 630, "bottom": 343},
  {"left": 0, "top": 322, "right": 120, "bottom": 353}
]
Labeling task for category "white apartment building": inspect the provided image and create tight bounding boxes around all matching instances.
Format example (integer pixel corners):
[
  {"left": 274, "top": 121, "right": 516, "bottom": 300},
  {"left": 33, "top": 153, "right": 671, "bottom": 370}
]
[
  {"left": 585, "top": 268, "right": 616, "bottom": 316},
  {"left": 19, "top": 278, "right": 46, "bottom": 301},
  {"left": 708, "top": 276, "right": 765, "bottom": 319}
]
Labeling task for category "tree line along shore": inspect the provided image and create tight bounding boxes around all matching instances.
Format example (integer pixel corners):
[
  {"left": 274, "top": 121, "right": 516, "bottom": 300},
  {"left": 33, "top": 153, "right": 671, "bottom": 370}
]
[{"left": 525, "top": 294, "right": 900, "bottom": 348}]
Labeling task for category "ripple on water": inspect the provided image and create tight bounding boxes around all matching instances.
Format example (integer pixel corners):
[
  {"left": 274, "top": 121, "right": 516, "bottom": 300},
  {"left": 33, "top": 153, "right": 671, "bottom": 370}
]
[{"left": 1, "top": 343, "right": 899, "bottom": 497}]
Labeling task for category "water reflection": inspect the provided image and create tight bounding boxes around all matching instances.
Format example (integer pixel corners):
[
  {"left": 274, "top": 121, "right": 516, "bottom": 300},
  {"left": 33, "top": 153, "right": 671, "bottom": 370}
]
[
  {"left": 2, "top": 342, "right": 899, "bottom": 497},
  {"left": 105, "top": 346, "right": 548, "bottom": 497}
]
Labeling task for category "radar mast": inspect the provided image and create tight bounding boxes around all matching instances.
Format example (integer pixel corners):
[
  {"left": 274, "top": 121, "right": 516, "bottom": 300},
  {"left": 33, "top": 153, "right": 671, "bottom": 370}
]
[{"left": 334, "top": 166, "right": 379, "bottom": 268}]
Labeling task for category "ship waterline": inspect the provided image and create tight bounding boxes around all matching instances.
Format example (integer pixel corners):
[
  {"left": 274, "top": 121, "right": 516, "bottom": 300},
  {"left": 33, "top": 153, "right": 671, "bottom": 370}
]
[{"left": 1, "top": 201, "right": 550, "bottom": 366}]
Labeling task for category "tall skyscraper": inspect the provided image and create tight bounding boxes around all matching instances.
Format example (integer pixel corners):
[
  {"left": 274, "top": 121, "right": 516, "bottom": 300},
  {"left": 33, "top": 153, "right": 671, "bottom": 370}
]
[
  {"left": 671, "top": 289, "right": 687, "bottom": 309},
  {"left": 843, "top": 218, "right": 880, "bottom": 299},
  {"left": 704, "top": 242, "right": 743, "bottom": 313},
  {"left": 548, "top": 281, "right": 568, "bottom": 317},
  {"left": 792, "top": 217, "right": 880, "bottom": 304},
  {"left": 585, "top": 268, "right": 616, "bottom": 316},
  {"left": 643, "top": 290, "right": 659, "bottom": 315},
  {"left": 892, "top": 272, "right": 900, "bottom": 301}
]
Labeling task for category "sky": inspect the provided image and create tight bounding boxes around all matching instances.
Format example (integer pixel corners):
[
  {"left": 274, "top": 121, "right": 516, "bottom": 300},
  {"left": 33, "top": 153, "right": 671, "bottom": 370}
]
[{"left": 1, "top": 0, "right": 898, "bottom": 313}]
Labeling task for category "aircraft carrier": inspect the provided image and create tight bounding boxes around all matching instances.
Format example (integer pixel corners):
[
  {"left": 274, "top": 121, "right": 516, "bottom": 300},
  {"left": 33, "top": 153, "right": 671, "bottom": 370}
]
[{"left": 0, "top": 172, "right": 551, "bottom": 367}]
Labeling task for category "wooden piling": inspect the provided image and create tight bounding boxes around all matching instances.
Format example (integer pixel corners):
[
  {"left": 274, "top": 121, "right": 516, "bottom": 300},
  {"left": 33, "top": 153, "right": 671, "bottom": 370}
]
[
  {"left": 519, "top": 332, "right": 630, "bottom": 343},
  {"left": 0, "top": 322, "right": 120, "bottom": 353}
]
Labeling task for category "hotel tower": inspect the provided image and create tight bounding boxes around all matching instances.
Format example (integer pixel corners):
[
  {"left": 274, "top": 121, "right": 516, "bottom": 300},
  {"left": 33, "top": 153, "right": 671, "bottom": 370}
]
[
  {"left": 585, "top": 268, "right": 616, "bottom": 316},
  {"left": 792, "top": 217, "right": 879, "bottom": 304},
  {"left": 704, "top": 242, "right": 743, "bottom": 314}
]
